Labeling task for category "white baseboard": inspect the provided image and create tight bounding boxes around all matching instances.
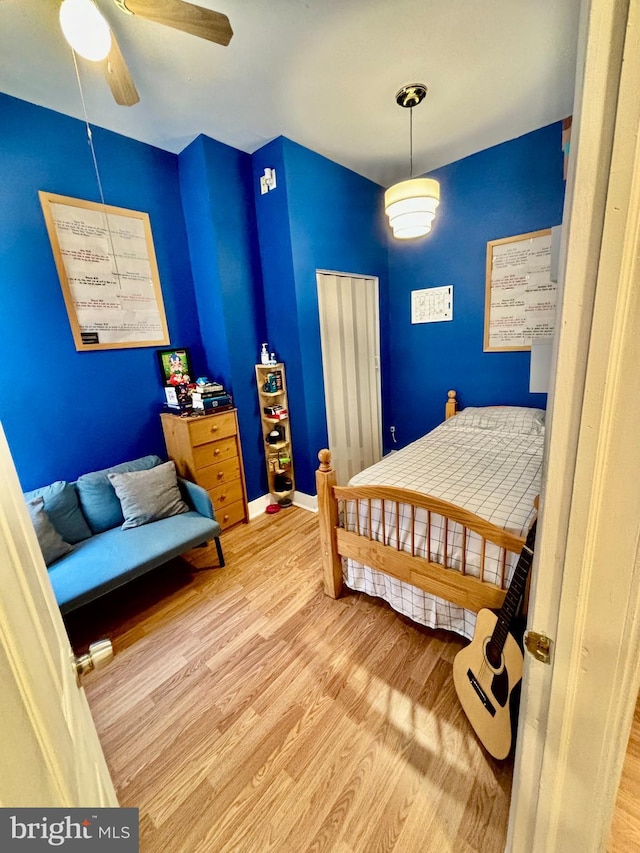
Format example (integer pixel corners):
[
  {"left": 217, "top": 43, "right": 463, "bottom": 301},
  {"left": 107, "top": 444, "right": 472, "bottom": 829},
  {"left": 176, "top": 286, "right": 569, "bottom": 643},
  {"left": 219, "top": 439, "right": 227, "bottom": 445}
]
[
  {"left": 292, "top": 491, "right": 318, "bottom": 512},
  {"left": 247, "top": 491, "right": 317, "bottom": 519}
]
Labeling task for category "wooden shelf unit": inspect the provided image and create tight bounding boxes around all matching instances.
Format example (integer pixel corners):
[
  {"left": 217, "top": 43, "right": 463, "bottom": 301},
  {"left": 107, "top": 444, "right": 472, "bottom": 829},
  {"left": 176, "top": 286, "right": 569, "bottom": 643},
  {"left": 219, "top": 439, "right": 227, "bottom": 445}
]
[
  {"left": 255, "top": 363, "right": 295, "bottom": 501},
  {"left": 160, "top": 408, "right": 248, "bottom": 531}
]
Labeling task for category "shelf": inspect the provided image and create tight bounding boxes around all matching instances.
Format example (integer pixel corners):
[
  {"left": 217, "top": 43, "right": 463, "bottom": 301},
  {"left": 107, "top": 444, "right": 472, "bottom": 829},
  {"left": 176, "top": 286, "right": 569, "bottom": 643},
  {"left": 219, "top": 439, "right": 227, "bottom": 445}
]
[{"left": 256, "top": 362, "right": 294, "bottom": 501}]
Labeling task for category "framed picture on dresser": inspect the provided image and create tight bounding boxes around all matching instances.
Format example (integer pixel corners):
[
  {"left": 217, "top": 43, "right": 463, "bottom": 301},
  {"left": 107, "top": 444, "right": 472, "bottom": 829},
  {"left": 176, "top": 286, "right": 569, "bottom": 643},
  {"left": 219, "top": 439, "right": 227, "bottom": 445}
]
[{"left": 156, "top": 347, "right": 193, "bottom": 386}]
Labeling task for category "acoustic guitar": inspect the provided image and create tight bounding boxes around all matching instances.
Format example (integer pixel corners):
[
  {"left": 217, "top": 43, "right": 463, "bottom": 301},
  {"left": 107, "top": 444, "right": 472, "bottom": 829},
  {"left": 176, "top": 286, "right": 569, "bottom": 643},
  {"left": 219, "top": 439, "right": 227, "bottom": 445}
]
[{"left": 453, "top": 520, "right": 537, "bottom": 760}]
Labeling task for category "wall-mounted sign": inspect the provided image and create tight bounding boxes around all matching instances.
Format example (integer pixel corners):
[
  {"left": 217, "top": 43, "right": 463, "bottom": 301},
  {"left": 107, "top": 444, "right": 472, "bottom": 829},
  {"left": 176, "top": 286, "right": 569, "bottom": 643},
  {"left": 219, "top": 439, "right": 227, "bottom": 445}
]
[
  {"left": 39, "top": 191, "right": 169, "bottom": 351},
  {"left": 411, "top": 285, "right": 453, "bottom": 324},
  {"left": 484, "top": 228, "right": 557, "bottom": 352}
]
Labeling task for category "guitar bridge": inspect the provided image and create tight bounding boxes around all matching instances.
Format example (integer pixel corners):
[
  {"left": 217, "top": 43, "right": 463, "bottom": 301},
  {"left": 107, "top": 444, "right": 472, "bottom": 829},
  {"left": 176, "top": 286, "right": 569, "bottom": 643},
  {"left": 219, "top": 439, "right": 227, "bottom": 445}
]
[{"left": 466, "top": 669, "right": 496, "bottom": 717}]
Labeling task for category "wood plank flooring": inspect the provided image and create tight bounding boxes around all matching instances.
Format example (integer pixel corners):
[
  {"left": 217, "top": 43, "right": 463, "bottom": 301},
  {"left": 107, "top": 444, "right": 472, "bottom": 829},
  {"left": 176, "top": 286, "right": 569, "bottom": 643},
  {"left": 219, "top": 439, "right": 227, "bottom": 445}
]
[
  {"left": 609, "top": 691, "right": 640, "bottom": 851},
  {"left": 64, "top": 507, "right": 513, "bottom": 853}
]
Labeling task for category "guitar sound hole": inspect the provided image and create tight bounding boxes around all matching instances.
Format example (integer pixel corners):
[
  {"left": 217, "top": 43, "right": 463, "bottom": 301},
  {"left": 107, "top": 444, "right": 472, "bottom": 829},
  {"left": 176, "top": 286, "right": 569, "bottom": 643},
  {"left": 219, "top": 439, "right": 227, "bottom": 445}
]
[{"left": 486, "top": 641, "right": 502, "bottom": 669}]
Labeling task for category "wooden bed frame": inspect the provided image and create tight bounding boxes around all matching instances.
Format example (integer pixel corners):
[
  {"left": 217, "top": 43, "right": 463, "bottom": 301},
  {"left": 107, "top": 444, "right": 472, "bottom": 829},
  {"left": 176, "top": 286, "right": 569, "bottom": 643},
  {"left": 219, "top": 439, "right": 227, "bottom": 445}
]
[{"left": 315, "top": 390, "right": 529, "bottom": 614}]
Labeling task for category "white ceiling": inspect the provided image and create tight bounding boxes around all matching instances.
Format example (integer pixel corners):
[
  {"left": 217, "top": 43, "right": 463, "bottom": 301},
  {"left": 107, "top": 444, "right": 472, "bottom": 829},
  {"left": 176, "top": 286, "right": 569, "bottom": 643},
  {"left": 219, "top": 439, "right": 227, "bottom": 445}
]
[{"left": 0, "top": 0, "right": 582, "bottom": 187}]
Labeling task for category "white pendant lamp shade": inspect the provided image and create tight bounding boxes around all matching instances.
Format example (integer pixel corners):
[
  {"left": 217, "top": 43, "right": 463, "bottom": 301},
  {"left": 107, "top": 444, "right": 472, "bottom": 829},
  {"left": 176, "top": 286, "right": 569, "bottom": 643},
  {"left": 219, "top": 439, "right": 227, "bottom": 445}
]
[
  {"left": 385, "top": 84, "right": 440, "bottom": 240},
  {"left": 384, "top": 177, "right": 440, "bottom": 240},
  {"left": 59, "top": 0, "right": 112, "bottom": 62}
]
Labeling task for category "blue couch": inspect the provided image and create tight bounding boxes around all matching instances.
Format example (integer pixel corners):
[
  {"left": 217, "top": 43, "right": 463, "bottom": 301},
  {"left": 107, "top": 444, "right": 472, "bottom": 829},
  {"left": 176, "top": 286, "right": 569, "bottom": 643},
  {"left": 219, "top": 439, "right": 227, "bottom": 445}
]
[{"left": 24, "top": 455, "right": 224, "bottom": 614}]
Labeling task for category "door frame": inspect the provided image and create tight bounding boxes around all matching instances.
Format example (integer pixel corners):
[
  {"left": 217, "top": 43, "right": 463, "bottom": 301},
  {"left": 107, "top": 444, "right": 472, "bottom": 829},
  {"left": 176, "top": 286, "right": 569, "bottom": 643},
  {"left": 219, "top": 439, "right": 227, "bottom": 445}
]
[{"left": 508, "top": 0, "right": 640, "bottom": 848}]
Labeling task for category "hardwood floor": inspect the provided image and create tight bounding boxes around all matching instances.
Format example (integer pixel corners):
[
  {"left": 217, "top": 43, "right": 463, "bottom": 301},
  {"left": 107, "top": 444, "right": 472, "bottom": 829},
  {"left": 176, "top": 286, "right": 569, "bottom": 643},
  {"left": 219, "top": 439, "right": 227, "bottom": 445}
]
[
  {"left": 609, "top": 691, "right": 640, "bottom": 851},
  {"left": 65, "top": 507, "right": 513, "bottom": 852}
]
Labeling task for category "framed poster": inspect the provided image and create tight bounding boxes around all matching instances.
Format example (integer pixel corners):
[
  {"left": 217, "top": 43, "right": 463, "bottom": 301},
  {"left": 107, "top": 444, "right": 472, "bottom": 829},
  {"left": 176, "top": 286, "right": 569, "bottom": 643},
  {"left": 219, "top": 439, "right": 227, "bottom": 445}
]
[
  {"left": 39, "top": 191, "right": 170, "bottom": 351},
  {"left": 484, "top": 228, "right": 557, "bottom": 352}
]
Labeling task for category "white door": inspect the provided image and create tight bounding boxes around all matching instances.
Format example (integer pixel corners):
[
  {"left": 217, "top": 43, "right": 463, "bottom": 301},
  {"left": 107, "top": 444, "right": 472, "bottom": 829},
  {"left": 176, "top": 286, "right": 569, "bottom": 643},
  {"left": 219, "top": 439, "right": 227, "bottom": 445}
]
[
  {"left": 0, "top": 422, "right": 117, "bottom": 806},
  {"left": 508, "top": 0, "right": 640, "bottom": 849},
  {"left": 316, "top": 271, "right": 382, "bottom": 485}
]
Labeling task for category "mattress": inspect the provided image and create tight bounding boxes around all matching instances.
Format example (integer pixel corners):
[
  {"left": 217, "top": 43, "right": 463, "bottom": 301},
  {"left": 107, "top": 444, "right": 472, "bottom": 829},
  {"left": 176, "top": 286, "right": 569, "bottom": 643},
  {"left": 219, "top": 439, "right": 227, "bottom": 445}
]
[{"left": 343, "top": 409, "right": 545, "bottom": 639}]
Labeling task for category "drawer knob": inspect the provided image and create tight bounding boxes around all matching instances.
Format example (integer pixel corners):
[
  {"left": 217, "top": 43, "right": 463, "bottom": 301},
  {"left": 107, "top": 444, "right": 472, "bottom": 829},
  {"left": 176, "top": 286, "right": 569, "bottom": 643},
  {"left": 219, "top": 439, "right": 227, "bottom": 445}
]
[
  {"left": 217, "top": 472, "right": 224, "bottom": 480},
  {"left": 211, "top": 426, "right": 219, "bottom": 433},
  {"left": 223, "top": 514, "right": 229, "bottom": 522},
  {"left": 219, "top": 494, "right": 227, "bottom": 502},
  {"left": 214, "top": 449, "right": 220, "bottom": 456}
]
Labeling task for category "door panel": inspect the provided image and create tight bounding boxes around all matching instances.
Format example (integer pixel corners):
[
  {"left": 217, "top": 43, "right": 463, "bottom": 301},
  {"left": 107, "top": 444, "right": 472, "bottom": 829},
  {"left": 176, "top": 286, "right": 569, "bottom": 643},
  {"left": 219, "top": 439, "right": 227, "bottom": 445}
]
[
  {"left": 0, "top": 422, "right": 117, "bottom": 806},
  {"left": 317, "top": 272, "right": 382, "bottom": 485}
]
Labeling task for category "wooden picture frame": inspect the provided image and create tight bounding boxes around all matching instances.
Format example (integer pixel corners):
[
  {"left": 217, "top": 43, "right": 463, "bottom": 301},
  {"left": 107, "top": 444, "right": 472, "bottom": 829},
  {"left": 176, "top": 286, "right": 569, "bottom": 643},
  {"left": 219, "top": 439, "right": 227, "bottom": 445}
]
[
  {"left": 484, "top": 228, "right": 557, "bottom": 352},
  {"left": 39, "top": 191, "right": 169, "bottom": 351}
]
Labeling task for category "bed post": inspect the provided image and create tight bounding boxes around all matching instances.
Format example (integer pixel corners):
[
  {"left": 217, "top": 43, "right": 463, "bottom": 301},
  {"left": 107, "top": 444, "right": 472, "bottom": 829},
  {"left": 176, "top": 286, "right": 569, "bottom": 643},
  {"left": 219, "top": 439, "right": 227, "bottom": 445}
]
[
  {"left": 445, "top": 389, "right": 458, "bottom": 419},
  {"left": 316, "top": 449, "right": 343, "bottom": 598}
]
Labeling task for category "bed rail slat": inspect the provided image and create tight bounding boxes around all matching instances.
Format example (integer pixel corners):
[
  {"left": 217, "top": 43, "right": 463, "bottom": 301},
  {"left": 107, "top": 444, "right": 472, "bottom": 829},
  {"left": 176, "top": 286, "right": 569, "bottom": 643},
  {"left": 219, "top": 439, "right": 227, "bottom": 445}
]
[
  {"left": 462, "top": 526, "right": 467, "bottom": 575},
  {"left": 411, "top": 505, "right": 416, "bottom": 557},
  {"left": 395, "top": 501, "right": 400, "bottom": 551},
  {"left": 444, "top": 517, "right": 449, "bottom": 568}
]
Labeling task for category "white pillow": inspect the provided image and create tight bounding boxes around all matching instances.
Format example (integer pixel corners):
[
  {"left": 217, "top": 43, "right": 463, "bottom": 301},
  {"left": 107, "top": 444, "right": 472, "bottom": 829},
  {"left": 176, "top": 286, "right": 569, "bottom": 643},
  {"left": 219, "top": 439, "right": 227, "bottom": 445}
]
[{"left": 446, "top": 406, "right": 545, "bottom": 435}]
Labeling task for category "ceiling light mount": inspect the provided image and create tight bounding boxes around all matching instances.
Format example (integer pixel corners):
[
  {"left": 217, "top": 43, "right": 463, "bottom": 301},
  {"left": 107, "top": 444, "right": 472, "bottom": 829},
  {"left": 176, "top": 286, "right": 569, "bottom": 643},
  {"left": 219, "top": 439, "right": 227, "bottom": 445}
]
[
  {"left": 395, "top": 84, "right": 427, "bottom": 109},
  {"left": 385, "top": 82, "right": 440, "bottom": 240}
]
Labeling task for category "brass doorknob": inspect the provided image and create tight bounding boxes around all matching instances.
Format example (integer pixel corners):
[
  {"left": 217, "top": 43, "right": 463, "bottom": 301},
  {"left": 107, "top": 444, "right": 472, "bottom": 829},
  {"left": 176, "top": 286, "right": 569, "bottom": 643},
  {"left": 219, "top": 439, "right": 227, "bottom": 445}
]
[{"left": 73, "top": 639, "right": 113, "bottom": 685}]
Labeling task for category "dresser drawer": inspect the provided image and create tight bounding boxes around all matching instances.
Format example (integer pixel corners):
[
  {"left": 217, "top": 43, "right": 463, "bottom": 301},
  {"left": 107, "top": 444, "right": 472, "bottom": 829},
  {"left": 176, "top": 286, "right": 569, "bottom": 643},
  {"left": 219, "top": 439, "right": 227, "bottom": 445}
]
[
  {"left": 192, "top": 437, "right": 238, "bottom": 469},
  {"left": 217, "top": 500, "right": 246, "bottom": 530},
  {"left": 195, "top": 457, "right": 241, "bottom": 490},
  {"left": 208, "top": 479, "right": 244, "bottom": 512},
  {"left": 189, "top": 412, "right": 236, "bottom": 446}
]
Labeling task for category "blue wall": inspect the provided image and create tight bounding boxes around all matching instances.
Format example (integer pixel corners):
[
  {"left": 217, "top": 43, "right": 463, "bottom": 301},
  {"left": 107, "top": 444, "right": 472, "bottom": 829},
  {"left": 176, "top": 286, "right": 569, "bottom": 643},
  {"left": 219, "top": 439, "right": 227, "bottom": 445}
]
[
  {"left": 385, "top": 122, "right": 565, "bottom": 448},
  {"left": 252, "top": 137, "right": 388, "bottom": 494},
  {"left": 0, "top": 93, "right": 201, "bottom": 490},
  {"left": 179, "top": 135, "right": 266, "bottom": 500},
  {"left": 0, "top": 89, "right": 564, "bottom": 502}
]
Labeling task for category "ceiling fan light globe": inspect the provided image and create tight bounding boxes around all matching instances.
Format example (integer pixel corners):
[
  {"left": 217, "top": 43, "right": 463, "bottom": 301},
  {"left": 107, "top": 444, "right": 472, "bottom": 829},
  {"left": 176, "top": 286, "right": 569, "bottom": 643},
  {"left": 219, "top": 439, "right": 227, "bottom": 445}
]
[{"left": 60, "top": 0, "right": 112, "bottom": 62}]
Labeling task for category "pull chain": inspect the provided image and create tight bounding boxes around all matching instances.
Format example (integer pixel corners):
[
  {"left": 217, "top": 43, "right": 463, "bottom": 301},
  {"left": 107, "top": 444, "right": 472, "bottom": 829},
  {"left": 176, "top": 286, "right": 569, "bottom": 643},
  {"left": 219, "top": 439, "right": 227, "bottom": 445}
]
[{"left": 71, "top": 49, "right": 122, "bottom": 289}]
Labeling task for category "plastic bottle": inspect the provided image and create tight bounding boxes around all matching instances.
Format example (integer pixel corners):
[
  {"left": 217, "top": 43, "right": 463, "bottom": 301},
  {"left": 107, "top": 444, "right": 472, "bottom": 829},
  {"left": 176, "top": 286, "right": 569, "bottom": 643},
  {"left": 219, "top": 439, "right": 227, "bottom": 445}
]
[{"left": 260, "top": 343, "right": 270, "bottom": 365}]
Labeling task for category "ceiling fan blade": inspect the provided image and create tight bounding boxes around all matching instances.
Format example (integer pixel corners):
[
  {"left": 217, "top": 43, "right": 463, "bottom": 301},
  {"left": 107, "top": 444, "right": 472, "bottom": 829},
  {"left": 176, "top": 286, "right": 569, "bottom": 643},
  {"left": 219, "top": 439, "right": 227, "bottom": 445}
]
[
  {"left": 122, "top": 0, "right": 233, "bottom": 46},
  {"left": 102, "top": 33, "right": 140, "bottom": 106}
]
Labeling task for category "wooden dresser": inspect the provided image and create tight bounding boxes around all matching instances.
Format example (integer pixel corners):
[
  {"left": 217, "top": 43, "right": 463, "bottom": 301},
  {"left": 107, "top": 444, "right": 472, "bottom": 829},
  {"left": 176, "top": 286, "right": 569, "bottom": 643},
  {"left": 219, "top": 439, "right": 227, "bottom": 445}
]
[{"left": 160, "top": 410, "right": 248, "bottom": 531}]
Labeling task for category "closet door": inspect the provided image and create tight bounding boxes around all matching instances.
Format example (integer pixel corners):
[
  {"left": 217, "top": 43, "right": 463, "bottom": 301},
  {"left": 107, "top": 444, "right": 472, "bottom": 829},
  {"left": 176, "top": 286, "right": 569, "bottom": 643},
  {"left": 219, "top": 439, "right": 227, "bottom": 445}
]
[{"left": 316, "top": 272, "right": 382, "bottom": 485}]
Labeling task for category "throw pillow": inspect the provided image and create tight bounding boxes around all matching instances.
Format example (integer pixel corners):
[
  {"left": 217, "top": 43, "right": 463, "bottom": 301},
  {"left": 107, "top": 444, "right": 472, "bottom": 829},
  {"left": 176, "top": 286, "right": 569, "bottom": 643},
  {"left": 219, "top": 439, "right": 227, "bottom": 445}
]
[
  {"left": 26, "top": 497, "right": 73, "bottom": 566},
  {"left": 108, "top": 461, "right": 189, "bottom": 530},
  {"left": 76, "top": 455, "right": 163, "bottom": 534},
  {"left": 23, "top": 480, "right": 91, "bottom": 544}
]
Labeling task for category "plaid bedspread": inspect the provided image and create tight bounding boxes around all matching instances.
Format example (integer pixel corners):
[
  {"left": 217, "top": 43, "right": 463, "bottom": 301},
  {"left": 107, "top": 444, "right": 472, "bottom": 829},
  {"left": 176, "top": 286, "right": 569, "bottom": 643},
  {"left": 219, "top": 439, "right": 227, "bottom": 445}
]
[{"left": 343, "top": 419, "right": 544, "bottom": 639}]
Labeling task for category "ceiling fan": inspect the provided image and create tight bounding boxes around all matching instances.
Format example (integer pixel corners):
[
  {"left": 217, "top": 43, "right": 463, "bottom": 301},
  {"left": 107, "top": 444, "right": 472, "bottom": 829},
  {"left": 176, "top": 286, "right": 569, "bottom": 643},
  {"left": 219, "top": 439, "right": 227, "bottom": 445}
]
[{"left": 59, "top": 0, "right": 233, "bottom": 107}]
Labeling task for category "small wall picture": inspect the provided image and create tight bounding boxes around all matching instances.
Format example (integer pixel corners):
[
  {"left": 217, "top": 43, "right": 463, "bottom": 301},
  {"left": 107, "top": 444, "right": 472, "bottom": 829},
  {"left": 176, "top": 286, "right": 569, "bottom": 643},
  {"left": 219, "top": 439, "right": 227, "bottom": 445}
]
[{"left": 157, "top": 348, "right": 193, "bottom": 386}]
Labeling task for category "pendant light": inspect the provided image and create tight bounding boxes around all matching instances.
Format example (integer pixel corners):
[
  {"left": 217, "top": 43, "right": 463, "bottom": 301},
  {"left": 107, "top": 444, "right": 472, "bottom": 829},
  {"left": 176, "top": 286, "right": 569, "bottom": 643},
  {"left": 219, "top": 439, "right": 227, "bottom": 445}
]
[
  {"left": 59, "top": 0, "right": 112, "bottom": 62},
  {"left": 384, "top": 84, "right": 440, "bottom": 240}
]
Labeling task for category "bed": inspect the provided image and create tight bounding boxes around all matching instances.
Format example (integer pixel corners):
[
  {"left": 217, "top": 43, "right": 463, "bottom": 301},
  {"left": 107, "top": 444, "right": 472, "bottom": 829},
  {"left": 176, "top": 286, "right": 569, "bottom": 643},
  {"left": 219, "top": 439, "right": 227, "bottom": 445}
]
[{"left": 315, "top": 391, "right": 543, "bottom": 640}]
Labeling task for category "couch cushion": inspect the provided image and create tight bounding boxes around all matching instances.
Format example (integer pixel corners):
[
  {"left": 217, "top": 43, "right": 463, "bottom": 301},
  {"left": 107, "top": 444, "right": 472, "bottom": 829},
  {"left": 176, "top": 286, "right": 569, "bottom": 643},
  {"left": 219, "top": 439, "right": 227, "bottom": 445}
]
[
  {"left": 76, "top": 455, "right": 162, "bottom": 534},
  {"left": 27, "top": 497, "right": 73, "bottom": 566},
  {"left": 23, "top": 481, "right": 91, "bottom": 544},
  {"left": 108, "top": 461, "right": 189, "bottom": 530},
  {"left": 48, "top": 511, "right": 220, "bottom": 612}
]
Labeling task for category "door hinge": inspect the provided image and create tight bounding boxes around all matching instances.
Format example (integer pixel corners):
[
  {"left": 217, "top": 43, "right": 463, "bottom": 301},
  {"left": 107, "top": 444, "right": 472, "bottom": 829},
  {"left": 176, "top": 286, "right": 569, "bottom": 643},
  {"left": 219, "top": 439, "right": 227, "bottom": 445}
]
[{"left": 524, "top": 631, "right": 552, "bottom": 664}]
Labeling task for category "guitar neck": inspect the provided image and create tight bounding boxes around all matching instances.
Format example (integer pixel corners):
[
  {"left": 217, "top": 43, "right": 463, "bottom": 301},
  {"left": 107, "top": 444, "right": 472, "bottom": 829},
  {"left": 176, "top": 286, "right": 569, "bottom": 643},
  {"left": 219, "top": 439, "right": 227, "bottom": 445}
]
[{"left": 491, "top": 523, "right": 537, "bottom": 653}]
